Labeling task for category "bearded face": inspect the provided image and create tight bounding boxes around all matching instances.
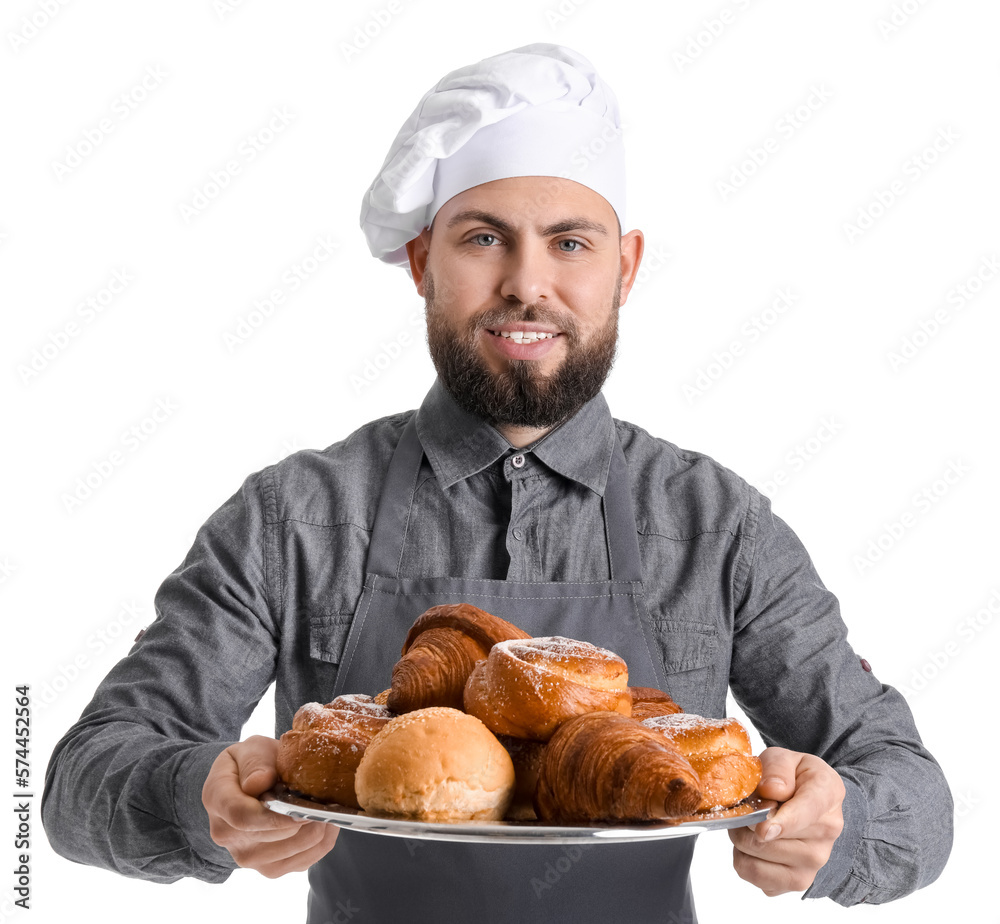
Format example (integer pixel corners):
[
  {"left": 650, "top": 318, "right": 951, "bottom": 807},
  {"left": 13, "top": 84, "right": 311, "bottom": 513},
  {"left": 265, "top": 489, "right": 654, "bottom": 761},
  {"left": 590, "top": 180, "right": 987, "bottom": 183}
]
[{"left": 424, "top": 270, "right": 621, "bottom": 430}]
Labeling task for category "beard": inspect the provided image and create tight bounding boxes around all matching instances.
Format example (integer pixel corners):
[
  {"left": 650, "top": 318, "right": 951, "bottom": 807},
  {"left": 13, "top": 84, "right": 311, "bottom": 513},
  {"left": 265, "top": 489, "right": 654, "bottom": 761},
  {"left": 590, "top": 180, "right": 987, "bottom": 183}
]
[{"left": 424, "top": 271, "right": 621, "bottom": 430}]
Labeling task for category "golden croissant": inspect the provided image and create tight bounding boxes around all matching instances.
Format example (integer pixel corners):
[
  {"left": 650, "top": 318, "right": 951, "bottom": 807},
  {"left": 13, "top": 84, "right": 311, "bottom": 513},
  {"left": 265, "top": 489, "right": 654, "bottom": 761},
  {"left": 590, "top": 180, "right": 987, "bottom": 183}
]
[
  {"left": 534, "top": 711, "right": 702, "bottom": 823},
  {"left": 387, "top": 603, "right": 530, "bottom": 713}
]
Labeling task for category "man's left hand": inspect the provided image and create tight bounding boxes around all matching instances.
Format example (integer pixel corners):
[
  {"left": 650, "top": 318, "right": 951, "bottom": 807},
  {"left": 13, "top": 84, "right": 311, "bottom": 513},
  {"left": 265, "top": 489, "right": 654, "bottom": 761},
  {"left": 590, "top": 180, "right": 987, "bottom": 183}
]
[{"left": 728, "top": 746, "right": 846, "bottom": 896}]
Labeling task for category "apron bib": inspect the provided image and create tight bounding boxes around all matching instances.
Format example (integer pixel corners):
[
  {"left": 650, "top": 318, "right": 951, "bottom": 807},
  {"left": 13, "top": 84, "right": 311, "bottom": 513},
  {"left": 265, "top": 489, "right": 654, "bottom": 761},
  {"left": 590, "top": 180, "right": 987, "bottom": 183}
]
[{"left": 307, "top": 417, "right": 698, "bottom": 923}]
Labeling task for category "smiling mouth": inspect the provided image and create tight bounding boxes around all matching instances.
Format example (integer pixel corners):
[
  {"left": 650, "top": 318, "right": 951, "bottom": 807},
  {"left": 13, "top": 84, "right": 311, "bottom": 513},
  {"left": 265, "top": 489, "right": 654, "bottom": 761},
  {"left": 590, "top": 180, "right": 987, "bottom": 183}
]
[{"left": 486, "top": 329, "right": 559, "bottom": 343}]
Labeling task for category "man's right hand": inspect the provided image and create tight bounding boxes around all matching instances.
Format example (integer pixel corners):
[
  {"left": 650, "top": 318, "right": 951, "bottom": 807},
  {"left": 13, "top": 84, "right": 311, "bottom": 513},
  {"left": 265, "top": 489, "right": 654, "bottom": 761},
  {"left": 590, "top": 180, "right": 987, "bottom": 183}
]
[{"left": 202, "top": 735, "right": 340, "bottom": 878}]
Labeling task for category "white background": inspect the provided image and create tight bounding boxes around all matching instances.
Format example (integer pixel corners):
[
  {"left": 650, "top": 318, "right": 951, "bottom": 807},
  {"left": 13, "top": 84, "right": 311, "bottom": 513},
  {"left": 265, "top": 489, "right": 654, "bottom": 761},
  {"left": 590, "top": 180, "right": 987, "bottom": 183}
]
[{"left": 2, "top": 0, "right": 996, "bottom": 921}]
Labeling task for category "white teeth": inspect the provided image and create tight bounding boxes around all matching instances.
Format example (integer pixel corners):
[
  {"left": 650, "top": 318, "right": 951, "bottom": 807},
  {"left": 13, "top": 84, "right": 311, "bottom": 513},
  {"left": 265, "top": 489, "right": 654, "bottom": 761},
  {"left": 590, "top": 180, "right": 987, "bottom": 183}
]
[{"left": 491, "top": 330, "right": 555, "bottom": 343}]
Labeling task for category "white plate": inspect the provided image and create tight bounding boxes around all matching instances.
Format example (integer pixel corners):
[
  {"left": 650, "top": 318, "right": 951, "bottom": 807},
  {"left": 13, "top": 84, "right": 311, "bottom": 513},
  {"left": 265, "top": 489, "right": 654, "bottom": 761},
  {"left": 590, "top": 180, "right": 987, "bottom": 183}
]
[{"left": 263, "top": 790, "right": 775, "bottom": 845}]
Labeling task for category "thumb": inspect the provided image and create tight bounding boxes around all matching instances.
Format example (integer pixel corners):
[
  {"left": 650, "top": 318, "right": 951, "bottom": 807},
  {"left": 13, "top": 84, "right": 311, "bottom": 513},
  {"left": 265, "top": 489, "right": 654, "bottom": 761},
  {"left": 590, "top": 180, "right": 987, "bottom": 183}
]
[
  {"left": 234, "top": 736, "right": 280, "bottom": 796},
  {"left": 755, "top": 746, "right": 799, "bottom": 802}
]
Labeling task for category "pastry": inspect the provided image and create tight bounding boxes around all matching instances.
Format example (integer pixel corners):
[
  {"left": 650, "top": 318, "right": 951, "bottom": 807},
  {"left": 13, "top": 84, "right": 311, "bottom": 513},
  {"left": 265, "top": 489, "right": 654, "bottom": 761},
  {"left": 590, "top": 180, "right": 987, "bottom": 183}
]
[
  {"left": 388, "top": 603, "right": 530, "bottom": 713},
  {"left": 534, "top": 711, "right": 702, "bottom": 823},
  {"left": 464, "top": 636, "right": 632, "bottom": 741},
  {"left": 276, "top": 694, "right": 393, "bottom": 807},
  {"left": 642, "top": 713, "right": 762, "bottom": 811},
  {"left": 355, "top": 706, "right": 515, "bottom": 821}
]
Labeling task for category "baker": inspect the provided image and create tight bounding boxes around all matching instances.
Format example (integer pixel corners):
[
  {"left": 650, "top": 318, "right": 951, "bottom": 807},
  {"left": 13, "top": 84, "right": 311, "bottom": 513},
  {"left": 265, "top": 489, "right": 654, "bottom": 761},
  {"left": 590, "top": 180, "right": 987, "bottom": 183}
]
[{"left": 43, "top": 44, "right": 953, "bottom": 922}]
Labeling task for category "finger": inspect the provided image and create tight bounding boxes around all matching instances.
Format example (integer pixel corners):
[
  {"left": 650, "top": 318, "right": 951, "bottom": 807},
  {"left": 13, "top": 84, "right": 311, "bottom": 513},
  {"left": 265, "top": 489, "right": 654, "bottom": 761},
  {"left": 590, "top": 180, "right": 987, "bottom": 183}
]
[
  {"left": 234, "top": 822, "right": 339, "bottom": 877},
  {"left": 221, "top": 792, "right": 309, "bottom": 837},
  {"left": 754, "top": 747, "right": 800, "bottom": 803},
  {"left": 234, "top": 737, "right": 281, "bottom": 796},
  {"left": 757, "top": 761, "right": 843, "bottom": 842},
  {"left": 731, "top": 843, "right": 816, "bottom": 897}
]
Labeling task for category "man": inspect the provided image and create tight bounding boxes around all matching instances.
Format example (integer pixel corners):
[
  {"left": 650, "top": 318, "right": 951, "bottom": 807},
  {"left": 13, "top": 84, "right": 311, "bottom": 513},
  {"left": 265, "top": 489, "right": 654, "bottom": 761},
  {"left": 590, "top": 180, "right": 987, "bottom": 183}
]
[{"left": 44, "top": 44, "right": 952, "bottom": 922}]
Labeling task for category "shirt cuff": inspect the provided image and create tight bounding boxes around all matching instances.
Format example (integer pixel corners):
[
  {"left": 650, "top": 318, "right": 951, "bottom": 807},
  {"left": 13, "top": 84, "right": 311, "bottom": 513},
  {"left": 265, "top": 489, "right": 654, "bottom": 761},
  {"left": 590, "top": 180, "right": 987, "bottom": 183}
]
[
  {"left": 802, "top": 774, "right": 867, "bottom": 902},
  {"left": 173, "top": 741, "right": 241, "bottom": 874}
]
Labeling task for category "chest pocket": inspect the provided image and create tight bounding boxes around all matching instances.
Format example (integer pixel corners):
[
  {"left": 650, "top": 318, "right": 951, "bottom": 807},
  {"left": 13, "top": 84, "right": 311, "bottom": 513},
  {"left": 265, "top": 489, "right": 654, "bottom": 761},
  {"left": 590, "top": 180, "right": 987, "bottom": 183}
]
[
  {"left": 651, "top": 619, "right": 721, "bottom": 716},
  {"left": 309, "top": 611, "right": 355, "bottom": 664}
]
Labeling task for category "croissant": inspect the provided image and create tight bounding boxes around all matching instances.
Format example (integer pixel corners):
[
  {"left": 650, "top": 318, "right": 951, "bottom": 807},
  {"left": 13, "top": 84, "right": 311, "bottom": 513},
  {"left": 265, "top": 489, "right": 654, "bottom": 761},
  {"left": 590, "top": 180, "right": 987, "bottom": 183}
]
[
  {"left": 276, "top": 694, "right": 393, "bottom": 807},
  {"left": 387, "top": 603, "right": 530, "bottom": 713},
  {"left": 642, "top": 714, "right": 762, "bottom": 811},
  {"left": 534, "top": 711, "right": 702, "bottom": 823},
  {"left": 464, "top": 636, "right": 633, "bottom": 741},
  {"left": 628, "top": 685, "right": 683, "bottom": 720}
]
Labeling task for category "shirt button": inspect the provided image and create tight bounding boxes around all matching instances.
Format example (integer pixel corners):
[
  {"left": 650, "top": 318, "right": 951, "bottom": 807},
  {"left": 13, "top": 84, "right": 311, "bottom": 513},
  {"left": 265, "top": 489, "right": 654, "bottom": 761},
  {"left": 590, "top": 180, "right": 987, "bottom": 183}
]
[
  {"left": 512, "top": 528, "right": 523, "bottom": 541},
  {"left": 511, "top": 453, "right": 526, "bottom": 469},
  {"left": 860, "top": 658, "right": 872, "bottom": 672}
]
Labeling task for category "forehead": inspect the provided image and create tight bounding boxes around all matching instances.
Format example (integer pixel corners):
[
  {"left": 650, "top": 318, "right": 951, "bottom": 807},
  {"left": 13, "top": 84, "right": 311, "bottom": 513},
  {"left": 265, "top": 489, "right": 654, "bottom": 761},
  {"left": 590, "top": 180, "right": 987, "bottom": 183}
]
[{"left": 433, "top": 176, "right": 618, "bottom": 232}]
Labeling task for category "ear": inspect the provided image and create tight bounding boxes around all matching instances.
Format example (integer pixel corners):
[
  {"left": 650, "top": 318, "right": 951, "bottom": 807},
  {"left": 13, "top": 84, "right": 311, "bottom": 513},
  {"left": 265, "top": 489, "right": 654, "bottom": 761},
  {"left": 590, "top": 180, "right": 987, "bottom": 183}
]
[
  {"left": 405, "top": 228, "right": 432, "bottom": 295},
  {"left": 616, "top": 229, "right": 645, "bottom": 308}
]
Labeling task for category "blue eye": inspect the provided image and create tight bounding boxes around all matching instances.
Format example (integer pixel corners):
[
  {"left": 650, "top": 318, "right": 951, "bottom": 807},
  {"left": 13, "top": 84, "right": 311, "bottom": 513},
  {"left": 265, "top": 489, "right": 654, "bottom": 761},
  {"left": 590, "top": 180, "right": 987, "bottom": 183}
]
[
  {"left": 472, "top": 233, "right": 498, "bottom": 246},
  {"left": 558, "top": 239, "right": 582, "bottom": 252}
]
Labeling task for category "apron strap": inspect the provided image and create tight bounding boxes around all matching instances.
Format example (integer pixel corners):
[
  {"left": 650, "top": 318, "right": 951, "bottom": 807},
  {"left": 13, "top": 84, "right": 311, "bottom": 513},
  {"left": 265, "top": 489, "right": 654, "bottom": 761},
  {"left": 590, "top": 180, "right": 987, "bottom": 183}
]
[
  {"left": 364, "top": 415, "right": 424, "bottom": 578},
  {"left": 365, "top": 411, "right": 645, "bottom": 585},
  {"left": 603, "top": 437, "right": 644, "bottom": 583}
]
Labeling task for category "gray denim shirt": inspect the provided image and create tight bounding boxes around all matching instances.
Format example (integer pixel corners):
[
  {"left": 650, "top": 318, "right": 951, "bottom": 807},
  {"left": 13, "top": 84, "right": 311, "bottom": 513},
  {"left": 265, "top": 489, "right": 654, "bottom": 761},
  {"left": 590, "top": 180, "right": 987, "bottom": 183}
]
[{"left": 43, "top": 378, "right": 952, "bottom": 907}]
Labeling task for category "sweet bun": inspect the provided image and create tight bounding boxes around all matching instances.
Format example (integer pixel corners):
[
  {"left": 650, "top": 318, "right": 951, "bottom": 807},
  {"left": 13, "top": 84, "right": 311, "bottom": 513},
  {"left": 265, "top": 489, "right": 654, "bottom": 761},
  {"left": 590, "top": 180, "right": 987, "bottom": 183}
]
[
  {"left": 464, "top": 636, "right": 632, "bottom": 741},
  {"left": 276, "top": 694, "right": 393, "bottom": 807},
  {"left": 355, "top": 707, "right": 515, "bottom": 821},
  {"left": 641, "top": 713, "right": 762, "bottom": 811}
]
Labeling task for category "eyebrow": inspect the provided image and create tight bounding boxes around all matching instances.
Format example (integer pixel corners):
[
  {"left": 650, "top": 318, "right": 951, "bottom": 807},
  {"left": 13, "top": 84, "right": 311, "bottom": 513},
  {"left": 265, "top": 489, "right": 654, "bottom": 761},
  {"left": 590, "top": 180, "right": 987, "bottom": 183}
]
[{"left": 444, "top": 209, "right": 609, "bottom": 237}]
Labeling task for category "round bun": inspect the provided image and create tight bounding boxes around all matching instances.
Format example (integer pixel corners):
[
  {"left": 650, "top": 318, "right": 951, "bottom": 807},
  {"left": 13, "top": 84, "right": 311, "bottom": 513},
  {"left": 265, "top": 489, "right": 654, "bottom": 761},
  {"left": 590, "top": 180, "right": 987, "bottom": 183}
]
[
  {"left": 276, "top": 695, "right": 393, "bottom": 807},
  {"left": 464, "top": 636, "right": 631, "bottom": 741},
  {"left": 641, "top": 713, "right": 762, "bottom": 811},
  {"left": 355, "top": 707, "right": 515, "bottom": 821}
]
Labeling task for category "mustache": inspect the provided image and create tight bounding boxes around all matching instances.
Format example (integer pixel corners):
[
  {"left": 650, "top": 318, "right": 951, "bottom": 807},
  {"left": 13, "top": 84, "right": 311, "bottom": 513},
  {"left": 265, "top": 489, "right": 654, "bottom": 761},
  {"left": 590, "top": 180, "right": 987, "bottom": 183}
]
[{"left": 470, "top": 303, "right": 579, "bottom": 337}]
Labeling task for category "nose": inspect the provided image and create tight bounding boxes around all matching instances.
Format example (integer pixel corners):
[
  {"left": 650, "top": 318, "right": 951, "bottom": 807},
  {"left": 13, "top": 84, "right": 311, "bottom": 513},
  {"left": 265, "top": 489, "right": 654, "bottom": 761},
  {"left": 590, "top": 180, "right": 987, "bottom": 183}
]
[{"left": 498, "top": 239, "right": 552, "bottom": 305}]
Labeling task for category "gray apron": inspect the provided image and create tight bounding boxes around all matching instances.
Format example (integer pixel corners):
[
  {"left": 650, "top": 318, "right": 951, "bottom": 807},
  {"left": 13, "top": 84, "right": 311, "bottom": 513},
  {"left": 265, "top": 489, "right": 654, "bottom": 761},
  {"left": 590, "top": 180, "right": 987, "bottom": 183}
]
[{"left": 307, "top": 417, "right": 698, "bottom": 923}]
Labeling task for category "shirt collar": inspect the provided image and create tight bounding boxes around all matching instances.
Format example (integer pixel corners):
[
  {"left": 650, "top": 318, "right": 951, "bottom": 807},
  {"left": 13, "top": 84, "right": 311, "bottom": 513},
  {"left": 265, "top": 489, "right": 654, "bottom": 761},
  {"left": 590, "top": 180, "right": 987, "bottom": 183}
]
[{"left": 415, "top": 378, "right": 616, "bottom": 496}]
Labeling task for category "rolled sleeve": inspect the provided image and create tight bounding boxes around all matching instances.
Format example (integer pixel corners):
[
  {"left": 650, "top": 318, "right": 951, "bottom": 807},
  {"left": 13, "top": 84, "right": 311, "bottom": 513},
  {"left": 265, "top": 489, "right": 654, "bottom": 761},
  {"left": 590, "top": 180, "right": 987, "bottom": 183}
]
[
  {"left": 43, "top": 471, "right": 278, "bottom": 882},
  {"left": 730, "top": 489, "right": 953, "bottom": 905}
]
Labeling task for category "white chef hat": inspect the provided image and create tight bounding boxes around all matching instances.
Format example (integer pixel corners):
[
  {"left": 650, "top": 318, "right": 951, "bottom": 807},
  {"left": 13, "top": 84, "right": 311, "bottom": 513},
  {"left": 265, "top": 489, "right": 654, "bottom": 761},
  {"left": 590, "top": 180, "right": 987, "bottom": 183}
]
[{"left": 359, "top": 43, "right": 626, "bottom": 271}]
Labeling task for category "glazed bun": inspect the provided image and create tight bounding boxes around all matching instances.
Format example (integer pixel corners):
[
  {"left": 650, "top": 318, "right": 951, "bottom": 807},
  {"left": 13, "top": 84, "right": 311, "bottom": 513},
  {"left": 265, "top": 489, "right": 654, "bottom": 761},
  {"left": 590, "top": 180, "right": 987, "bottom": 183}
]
[
  {"left": 464, "top": 636, "right": 632, "bottom": 741},
  {"left": 276, "top": 694, "right": 393, "bottom": 807},
  {"left": 355, "top": 707, "right": 515, "bottom": 821},
  {"left": 641, "top": 713, "right": 762, "bottom": 811}
]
